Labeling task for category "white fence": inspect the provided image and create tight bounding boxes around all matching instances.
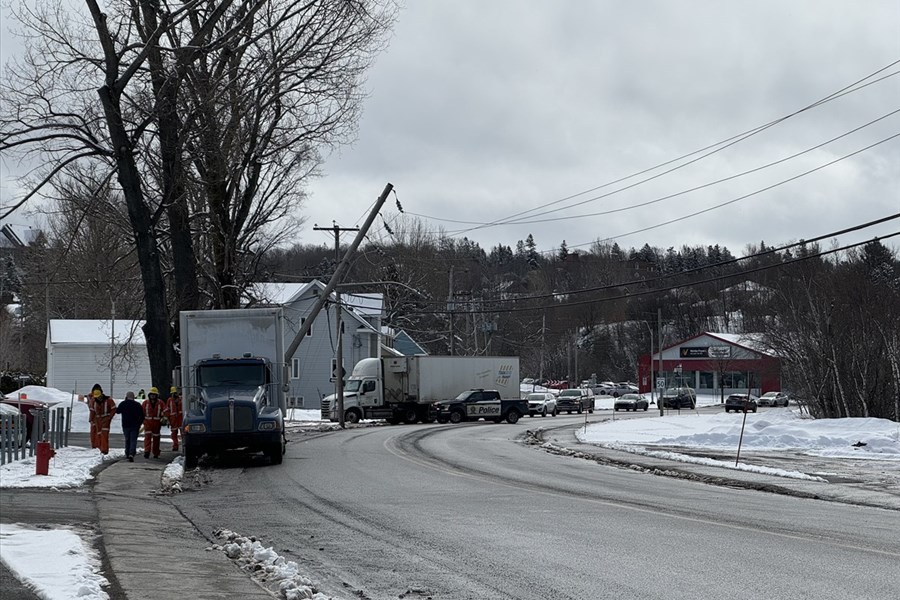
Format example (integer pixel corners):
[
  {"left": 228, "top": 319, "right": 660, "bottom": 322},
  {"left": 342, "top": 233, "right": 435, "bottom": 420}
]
[{"left": 0, "top": 406, "right": 72, "bottom": 465}]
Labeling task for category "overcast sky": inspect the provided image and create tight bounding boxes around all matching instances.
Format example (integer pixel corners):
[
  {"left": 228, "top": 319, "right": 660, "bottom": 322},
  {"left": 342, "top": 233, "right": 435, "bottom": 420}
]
[
  {"left": 303, "top": 0, "right": 900, "bottom": 257},
  {"left": 2, "top": 1, "right": 899, "bottom": 259}
]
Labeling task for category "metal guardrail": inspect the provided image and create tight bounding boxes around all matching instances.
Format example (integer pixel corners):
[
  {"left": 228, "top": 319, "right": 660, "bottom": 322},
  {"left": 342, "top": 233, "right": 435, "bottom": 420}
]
[{"left": 0, "top": 406, "right": 72, "bottom": 466}]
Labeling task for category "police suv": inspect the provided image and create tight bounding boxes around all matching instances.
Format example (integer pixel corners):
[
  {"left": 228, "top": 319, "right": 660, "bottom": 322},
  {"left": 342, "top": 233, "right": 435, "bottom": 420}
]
[{"left": 431, "top": 389, "right": 528, "bottom": 424}]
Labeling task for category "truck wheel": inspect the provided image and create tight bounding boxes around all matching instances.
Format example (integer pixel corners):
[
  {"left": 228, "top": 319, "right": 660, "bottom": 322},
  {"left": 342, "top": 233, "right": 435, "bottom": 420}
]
[
  {"left": 184, "top": 447, "right": 200, "bottom": 469},
  {"left": 402, "top": 408, "right": 419, "bottom": 424},
  {"left": 505, "top": 410, "right": 520, "bottom": 424},
  {"left": 345, "top": 409, "right": 362, "bottom": 424},
  {"left": 267, "top": 443, "right": 284, "bottom": 465},
  {"left": 577, "top": 405, "right": 583, "bottom": 414},
  {"left": 448, "top": 410, "right": 464, "bottom": 424}
]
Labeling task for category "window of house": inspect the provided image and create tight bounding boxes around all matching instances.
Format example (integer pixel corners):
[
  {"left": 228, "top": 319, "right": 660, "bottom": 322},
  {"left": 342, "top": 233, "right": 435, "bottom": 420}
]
[
  {"left": 291, "top": 358, "right": 301, "bottom": 380},
  {"left": 301, "top": 317, "right": 311, "bottom": 336}
]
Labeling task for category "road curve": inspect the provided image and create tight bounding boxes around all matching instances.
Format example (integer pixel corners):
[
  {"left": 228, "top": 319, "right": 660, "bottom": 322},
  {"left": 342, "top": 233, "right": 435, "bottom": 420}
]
[{"left": 170, "top": 419, "right": 900, "bottom": 599}]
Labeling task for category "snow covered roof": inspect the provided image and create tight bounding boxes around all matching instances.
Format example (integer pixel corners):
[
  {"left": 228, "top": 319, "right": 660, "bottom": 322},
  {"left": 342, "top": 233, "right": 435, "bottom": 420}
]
[{"left": 48, "top": 320, "right": 147, "bottom": 345}]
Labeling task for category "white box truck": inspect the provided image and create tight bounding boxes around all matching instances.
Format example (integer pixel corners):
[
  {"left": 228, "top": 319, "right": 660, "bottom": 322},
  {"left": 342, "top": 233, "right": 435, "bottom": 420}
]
[
  {"left": 179, "top": 308, "right": 287, "bottom": 468},
  {"left": 321, "top": 355, "right": 520, "bottom": 424}
]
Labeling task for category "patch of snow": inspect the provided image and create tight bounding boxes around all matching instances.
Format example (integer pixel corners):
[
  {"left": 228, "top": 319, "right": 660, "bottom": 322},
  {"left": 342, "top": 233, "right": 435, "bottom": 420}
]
[
  {"left": 0, "top": 524, "right": 110, "bottom": 600},
  {"left": 0, "top": 446, "right": 124, "bottom": 489},
  {"left": 161, "top": 456, "right": 185, "bottom": 493}
]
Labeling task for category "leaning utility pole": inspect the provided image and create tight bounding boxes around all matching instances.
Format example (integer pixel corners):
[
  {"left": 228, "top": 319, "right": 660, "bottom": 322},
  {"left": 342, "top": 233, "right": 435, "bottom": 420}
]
[
  {"left": 284, "top": 183, "right": 394, "bottom": 423},
  {"left": 314, "top": 223, "right": 359, "bottom": 429}
]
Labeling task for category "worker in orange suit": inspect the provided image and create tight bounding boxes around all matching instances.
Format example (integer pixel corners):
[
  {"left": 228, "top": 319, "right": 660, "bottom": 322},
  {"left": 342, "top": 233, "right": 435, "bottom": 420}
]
[
  {"left": 89, "top": 384, "right": 117, "bottom": 455},
  {"left": 142, "top": 387, "right": 165, "bottom": 459},
  {"left": 165, "top": 386, "right": 183, "bottom": 452}
]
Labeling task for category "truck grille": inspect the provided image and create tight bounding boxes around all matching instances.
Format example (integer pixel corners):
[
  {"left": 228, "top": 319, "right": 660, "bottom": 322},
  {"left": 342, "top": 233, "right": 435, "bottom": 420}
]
[{"left": 210, "top": 405, "right": 254, "bottom": 432}]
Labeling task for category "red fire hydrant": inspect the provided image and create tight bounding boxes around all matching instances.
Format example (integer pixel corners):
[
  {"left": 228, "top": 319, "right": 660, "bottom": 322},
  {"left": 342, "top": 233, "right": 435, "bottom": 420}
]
[{"left": 36, "top": 441, "right": 56, "bottom": 476}]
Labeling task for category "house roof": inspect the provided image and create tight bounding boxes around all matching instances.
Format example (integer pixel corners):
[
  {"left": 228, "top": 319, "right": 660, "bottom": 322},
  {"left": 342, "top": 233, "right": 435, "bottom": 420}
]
[
  {"left": 1, "top": 224, "right": 42, "bottom": 248},
  {"left": 48, "top": 320, "right": 147, "bottom": 345},
  {"left": 248, "top": 281, "right": 383, "bottom": 317}
]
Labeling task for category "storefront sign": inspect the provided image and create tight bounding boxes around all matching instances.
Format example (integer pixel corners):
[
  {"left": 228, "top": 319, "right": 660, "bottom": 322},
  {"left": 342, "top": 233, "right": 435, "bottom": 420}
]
[
  {"left": 708, "top": 345, "right": 732, "bottom": 358},
  {"left": 679, "top": 347, "right": 708, "bottom": 358}
]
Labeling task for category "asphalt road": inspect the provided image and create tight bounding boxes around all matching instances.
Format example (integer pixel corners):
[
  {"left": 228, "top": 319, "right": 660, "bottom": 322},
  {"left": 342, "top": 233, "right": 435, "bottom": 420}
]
[{"left": 169, "top": 414, "right": 900, "bottom": 600}]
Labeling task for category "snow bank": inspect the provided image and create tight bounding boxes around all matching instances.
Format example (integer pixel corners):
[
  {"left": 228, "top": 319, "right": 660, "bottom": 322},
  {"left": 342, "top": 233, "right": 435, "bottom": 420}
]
[
  {"left": 579, "top": 410, "right": 900, "bottom": 459},
  {"left": 0, "top": 524, "right": 110, "bottom": 600},
  {"left": 0, "top": 446, "right": 124, "bottom": 489},
  {"left": 210, "top": 529, "right": 339, "bottom": 599}
]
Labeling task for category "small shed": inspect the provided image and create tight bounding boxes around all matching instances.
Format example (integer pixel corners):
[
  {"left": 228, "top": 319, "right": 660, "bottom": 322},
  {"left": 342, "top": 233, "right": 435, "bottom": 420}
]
[{"left": 46, "top": 320, "right": 153, "bottom": 398}]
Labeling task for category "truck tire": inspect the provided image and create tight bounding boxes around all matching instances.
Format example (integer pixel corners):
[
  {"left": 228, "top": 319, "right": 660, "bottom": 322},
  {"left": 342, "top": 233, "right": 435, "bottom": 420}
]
[
  {"left": 345, "top": 408, "right": 362, "bottom": 424},
  {"left": 184, "top": 447, "right": 200, "bottom": 469},
  {"left": 505, "top": 410, "right": 520, "bottom": 424},
  {"left": 402, "top": 408, "right": 419, "bottom": 424},
  {"left": 449, "top": 409, "right": 465, "bottom": 424},
  {"left": 267, "top": 443, "right": 284, "bottom": 465}
]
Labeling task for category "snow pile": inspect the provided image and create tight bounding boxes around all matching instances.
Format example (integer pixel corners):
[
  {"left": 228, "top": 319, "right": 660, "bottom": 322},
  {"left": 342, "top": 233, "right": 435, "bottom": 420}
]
[
  {"left": 0, "top": 446, "right": 124, "bottom": 489},
  {"left": 579, "top": 410, "right": 900, "bottom": 458},
  {"left": 210, "top": 529, "right": 338, "bottom": 600},
  {"left": 161, "top": 456, "right": 185, "bottom": 493},
  {"left": 0, "top": 524, "right": 110, "bottom": 599},
  {"left": 6, "top": 385, "right": 73, "bottom": 406}
]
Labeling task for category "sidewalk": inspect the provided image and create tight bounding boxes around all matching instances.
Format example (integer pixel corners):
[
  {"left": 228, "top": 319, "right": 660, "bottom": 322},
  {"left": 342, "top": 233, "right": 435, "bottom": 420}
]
[
  {"left": 539, "top": 426, "right": 900, "bottom": 511},
  {"left": 93, "top": 451, "right": 273, "bottom": 600}
]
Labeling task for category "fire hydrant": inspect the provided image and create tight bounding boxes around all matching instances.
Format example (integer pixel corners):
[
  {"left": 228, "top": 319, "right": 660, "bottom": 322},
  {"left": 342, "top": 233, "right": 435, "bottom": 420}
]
[{"left": 36, "top": 441, "right": 55, "bottom": 476}]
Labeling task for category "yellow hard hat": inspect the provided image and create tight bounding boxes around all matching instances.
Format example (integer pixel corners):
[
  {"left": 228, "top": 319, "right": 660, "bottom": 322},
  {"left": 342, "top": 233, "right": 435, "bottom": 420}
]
[
  {"left": 170, "top": 386, "right": 178, "bottom": 394},
  {"left": 92, "top": 390, "right": 101, "bottom": 398},
  {"left": 149, "top": 386, "right": 159, "bottom": 395}
]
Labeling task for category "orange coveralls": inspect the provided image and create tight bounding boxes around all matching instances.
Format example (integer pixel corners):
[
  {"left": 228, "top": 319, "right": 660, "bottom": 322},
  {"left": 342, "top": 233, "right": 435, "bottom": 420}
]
[
  {"left": 165, "top": 394, "right": 183, "bottom": 451},
  {"left": 142, "top": 397, "right": 165, "bottom": 458},
  {"left": 90, "top": 396, "right": 117, "bottom": 454}
]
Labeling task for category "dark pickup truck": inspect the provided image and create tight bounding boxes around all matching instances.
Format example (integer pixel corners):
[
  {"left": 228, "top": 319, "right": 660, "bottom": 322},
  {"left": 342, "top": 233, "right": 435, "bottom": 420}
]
[{"left": 430, "top": 389, "right": 527, "bottom": 424}]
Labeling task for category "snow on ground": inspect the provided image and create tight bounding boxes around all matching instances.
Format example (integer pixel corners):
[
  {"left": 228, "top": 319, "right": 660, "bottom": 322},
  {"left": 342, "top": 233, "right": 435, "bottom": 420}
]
[
  {"left": 0, "top": 524, "right": 110, "bottom": 600},
  {"left": 0, "top": 446, "right": 124, "bottom": 489},
  {"left": 576, "top": 409, "right": 900, "bottom": 480}
]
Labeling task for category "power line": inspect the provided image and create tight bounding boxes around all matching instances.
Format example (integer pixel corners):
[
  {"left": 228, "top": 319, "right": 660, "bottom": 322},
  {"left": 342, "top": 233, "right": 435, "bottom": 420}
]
[{"left": 405, "top": 61, "right": 900, "bottom": 235}]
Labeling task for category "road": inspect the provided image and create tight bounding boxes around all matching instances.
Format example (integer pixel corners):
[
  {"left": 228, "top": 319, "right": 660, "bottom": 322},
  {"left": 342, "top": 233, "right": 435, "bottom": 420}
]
[{"left": 170, "top": 414, "right": 900, "bottom": 599}]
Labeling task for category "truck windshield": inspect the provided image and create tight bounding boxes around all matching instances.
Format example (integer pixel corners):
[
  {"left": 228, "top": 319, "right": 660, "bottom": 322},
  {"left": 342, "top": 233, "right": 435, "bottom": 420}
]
[
  {"left": 198, "top": 364, "right": 267, "bottom": 387},
  {"left": 344, "top": 379, "right": 362, "bottom": 393}
]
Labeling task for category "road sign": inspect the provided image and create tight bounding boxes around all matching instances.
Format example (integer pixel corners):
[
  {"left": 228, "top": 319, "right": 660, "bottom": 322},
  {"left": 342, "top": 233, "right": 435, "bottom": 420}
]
[{"left": 656, "top": 377, "right": 666, "bottom": 389}]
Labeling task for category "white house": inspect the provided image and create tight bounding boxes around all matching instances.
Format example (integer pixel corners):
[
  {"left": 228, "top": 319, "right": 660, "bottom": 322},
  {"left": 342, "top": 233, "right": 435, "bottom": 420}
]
[
  {"left": 46, "top": 320, "right": 153, "bottom": 398},
  {"left": 248, "top": 280, "right": 394, "bottom": 409}
]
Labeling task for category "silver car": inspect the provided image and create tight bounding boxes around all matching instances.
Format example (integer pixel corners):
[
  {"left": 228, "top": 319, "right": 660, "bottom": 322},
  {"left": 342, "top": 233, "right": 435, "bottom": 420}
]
[
  {"left": 758, "top": 391, "right": 790, "bottom": 407},
  {"left": 526, "top": 392, "right": 557, "bottom": 417}
]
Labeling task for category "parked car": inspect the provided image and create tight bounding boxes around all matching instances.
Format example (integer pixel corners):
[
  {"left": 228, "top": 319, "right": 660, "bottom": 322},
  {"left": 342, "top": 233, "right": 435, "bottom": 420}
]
[
  {"left": 758, "top": 391, "right": 789, "bottom": 407},
  {"left": 556, "top": 388, "right": 595, "bottom": 414},
  {"left": 609, "top": 382, "right": 639, "bottom": 397},
  {"left": 725, "top": 393, "right": 759, "bottom": 413},
  {"left": 614, "top": 393, "right": 649, "bottom": 412},
  {"left": 594, "top": 382, "right": 616, "bottom": 395},
  {"left": 661, "top": 387, "right": 697, "bottom": 409},
  {"left": 526, "top": 392, "right": 557, "bottom": 417}
]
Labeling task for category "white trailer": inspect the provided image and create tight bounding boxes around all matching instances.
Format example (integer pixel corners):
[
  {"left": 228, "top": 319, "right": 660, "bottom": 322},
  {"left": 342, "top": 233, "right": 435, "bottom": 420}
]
[{"left": 321, "top": 355, "right": 519, "bottom": 424}]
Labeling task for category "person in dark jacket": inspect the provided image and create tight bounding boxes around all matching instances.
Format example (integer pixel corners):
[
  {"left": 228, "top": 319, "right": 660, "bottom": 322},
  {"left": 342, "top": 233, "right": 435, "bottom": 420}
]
[{"left": 116, "top": 391, "right": 145, "bottom": 462}]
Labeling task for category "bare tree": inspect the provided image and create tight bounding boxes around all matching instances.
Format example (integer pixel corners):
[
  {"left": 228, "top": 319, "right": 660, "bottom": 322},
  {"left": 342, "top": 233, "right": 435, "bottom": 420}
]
[{"left": 1, "top": 0, "right": 397, "bottom": 387}]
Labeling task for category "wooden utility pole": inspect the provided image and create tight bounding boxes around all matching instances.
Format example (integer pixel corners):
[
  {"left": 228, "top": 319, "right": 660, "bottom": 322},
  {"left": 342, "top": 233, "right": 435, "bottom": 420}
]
[
  {"left": 314, "top": 223, "right": 359, "bottom": 429},
  {"left": 284, "top": 183, "right": 393, "bottom": 422},
  {"left": 448, "top": 265, "right": 455, "bottom": 355}
]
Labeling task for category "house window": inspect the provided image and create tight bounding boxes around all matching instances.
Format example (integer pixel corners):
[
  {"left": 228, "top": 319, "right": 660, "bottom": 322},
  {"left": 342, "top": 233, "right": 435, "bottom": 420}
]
[
  {"left": 291, "top": 358, "right": 301, "bottom": 380},
  {"left": 301, "top": 317, "right": 312, "bottom": 336}
]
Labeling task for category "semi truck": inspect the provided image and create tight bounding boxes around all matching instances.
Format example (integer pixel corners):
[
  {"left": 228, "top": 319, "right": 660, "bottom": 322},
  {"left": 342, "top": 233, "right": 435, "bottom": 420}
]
[
  {"left": 321, "top": 355, "right": 519, "bottom": 424},
  {"left": 179, "top": 308, "right": 287, "bottom": 468}
]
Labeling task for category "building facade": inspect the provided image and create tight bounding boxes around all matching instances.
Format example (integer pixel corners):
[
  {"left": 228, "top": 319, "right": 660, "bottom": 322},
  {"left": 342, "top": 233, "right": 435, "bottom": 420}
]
[{"left": 638, "top": 332, "right": 781, "bottom": 398}]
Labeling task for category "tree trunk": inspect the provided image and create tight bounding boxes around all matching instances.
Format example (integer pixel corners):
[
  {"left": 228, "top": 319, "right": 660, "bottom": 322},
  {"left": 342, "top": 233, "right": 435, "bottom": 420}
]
[{"left": 97, "top": 85, "right": 173, "bottom": 392}]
